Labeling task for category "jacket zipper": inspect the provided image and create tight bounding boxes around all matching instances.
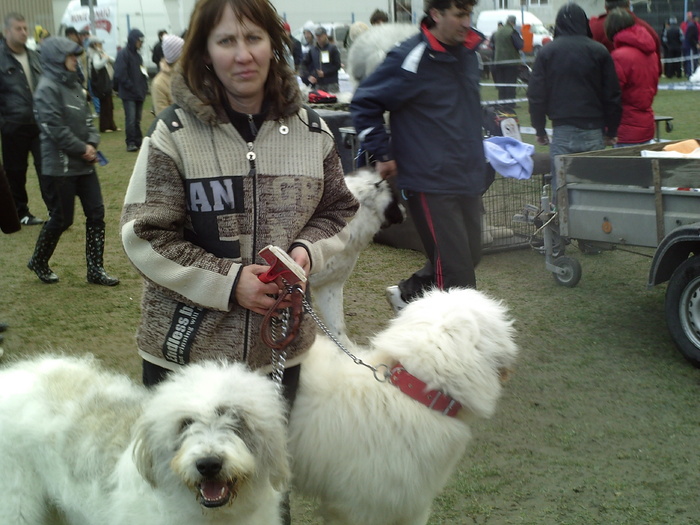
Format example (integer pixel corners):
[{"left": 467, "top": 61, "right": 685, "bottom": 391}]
[{"left": 243, "top": 136, "right": 257, "bottom": 362}]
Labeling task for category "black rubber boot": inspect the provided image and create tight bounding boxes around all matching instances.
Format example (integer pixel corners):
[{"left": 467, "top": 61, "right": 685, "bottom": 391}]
[
  {"left": 86, "top": 226, "right": 119, "bottom": 286},
  {"left": 27, "top": 227, "right": 61, "bottom": 284}
]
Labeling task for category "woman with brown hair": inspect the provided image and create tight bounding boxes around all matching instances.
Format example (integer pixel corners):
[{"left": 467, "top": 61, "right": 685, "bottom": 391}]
[{"left": 120, "top": 0, "right": 358, "bottom": 400}]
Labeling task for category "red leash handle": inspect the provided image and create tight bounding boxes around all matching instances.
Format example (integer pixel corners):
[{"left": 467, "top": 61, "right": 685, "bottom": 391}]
[{"left": 258, "top": 245, "right": 307, "bottom": 285}]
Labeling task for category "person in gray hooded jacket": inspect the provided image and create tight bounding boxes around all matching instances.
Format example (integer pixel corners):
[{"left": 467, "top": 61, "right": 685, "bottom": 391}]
[{"left": 28, "top": 36, "right": 119, "bottom": 286}]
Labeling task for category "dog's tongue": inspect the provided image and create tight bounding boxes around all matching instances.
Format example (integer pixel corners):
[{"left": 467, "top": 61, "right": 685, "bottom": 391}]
[{"left": 200, "top": 480, "right": 229, "bottom": 504}]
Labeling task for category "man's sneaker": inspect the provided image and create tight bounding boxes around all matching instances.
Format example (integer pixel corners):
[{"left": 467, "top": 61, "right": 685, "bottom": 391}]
[
  {"left": 20, "top": 214, "right": 43, "bottom": 226},
  {"left": 126, "top": 144, "right": 139, "bottom": 152},
  {"left": 385, "top": 285, "right": 408, "bottom": 314}
]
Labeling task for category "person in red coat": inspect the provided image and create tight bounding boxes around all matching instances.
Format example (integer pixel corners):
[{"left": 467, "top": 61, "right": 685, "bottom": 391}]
[
  {"left": 605, "top": 8, "right": 660, "bottom": 145},
  {"left": 590, "top": 0, "right": 662, "bottom": 76}
]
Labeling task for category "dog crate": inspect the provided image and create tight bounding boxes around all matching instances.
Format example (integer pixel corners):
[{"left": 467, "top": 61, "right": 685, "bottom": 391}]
[{"left": 339, "top": 125, "right": 545, "bottom": 254}]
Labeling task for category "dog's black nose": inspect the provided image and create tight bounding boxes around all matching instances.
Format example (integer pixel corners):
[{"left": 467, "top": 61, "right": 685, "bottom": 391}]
[{"left": 196, "top": 457, "right": 223, "bottom": 477}]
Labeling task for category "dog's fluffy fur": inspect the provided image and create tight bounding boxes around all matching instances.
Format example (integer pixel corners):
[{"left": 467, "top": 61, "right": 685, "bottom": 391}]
[
  {"left": 347, "top": 23, "right": 420, "bottom": 85},
  {"left": 0, "top": 356, "right": 289, "bottom": 525},
  {"left": 289, "top": 287, "right": 518, "bottom": 525},
  {"left": 309, "top": 168, "right": 403, "bottom": 343}
]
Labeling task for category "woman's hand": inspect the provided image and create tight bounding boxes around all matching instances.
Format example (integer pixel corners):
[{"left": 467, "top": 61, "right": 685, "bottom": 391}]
[
  {"left": 83, "top": 144, "right": 98, "bottom": 163},
  {"left": 234, "top": 265, "right": 294, "bottom": 315},
  {"left": 289, "top": 246, "right": 310, "bottom": 278}
]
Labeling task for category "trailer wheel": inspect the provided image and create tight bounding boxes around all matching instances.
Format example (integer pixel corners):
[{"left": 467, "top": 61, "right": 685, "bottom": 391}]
[
  {"left": 552, "top": 256, "right": 582, "bottom": 288},
  {"left": 665, "top": 255, "right": 700, "bottom": 368}
]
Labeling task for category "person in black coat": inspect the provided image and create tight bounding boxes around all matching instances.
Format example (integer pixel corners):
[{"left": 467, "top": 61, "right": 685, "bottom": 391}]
[
  {"left": 113, "top": 29, "right": 148, "bottom": 151},
  {"left": 662, "top": 17, "right": 683, "bottom": 78}
]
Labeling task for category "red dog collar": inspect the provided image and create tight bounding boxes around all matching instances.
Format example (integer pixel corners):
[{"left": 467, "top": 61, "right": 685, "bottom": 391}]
[{"left": 389, "top": 363, "right": 462, "bottom": 417}]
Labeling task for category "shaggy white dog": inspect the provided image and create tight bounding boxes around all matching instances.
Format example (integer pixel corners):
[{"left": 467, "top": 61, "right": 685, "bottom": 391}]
[
  {"left": 310, "top": 168, "right": 403, "bottom": 343},
  {"left": 0, "top": 356, "right": 289, "bottom": 525},
  {"left": 347, "top": 23, "right": 419, "bottom": 85},
  {"left": 289, "top": 287, "right": 518, "bottom": 525}
]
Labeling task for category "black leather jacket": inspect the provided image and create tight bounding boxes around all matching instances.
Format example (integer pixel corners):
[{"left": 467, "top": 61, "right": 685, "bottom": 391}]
[{"left": 0, "top": 40, "right": 42, "bottom": 132}]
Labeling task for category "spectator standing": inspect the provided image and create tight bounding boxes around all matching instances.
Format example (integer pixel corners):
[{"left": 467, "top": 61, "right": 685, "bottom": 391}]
[
  {"left": 605, "top": 8, "right": 659, "bottom": 146},
  {"left": 528, "top": 2, "right": 622, "bottom": 196},
  {"left": 88, "top": 38, "right": 118, "bottom": 132},
  {"left": 301, "top": 25, "right": 314, "bottom": 60},
  {"left": 681, "top": 10, "right": 694, "bottom": 32},
  {"left": 492, "top": 14, "right": 523, "bottom": 108},
  {"left": 0, "top": 12, "right": 46, "bottom": 225},
  {"left": 662, "top": 17, "right": 683, "bottom": 79},
  {"left": 151, "top": 30, "right": 167, "bottom": 72},
  {"left": 683, "top": 14, "right": 699, "bottom": 77},
  {"left": 303, "top": 26, "right": 341, "bottom": 93},
  {"left": 351, "top": 0, "right": 487, "bottom": 311},
  {"left": 113, "top": 29, "right": 148, "bottom": 151},
  {"left": 28, "top": 37, "right": 119, "bottom": 286},
  {"left": 589, "top": 0, "right": 661, "bottom": 75},
  {"left": 64, "top": 27, "right": 86, "bottom": 85},
  {"left": 0, "top": 160, "right": 21, "bottom": 356},
  {"left": 370, "top": 9, "right": 390, "bottom": 25},
  {"left": 283, "top": 21, "right": 302, "bottom": 72},
  {"left": 151, "top": 34, "right": 184, "bottom": 115}
]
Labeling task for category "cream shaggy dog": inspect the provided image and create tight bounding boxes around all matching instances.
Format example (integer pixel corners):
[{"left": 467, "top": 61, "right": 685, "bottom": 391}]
[
  {"left": 0, "top": 355, "right": 289, "bottom": 525},
  {"left": 347, "top": 23, "right": 419, "bottom": 86},
  {"left": 289, "top": 287, "right": 519, "bottom": 525},
  {"left": 310, "top": 168, "right": 403, "bottom": 343}
]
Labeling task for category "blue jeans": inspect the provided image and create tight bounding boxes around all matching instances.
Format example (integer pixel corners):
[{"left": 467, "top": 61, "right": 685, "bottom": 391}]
[
  {"left": 122, "top": 99, "right": 144, "bottom": 148},
  {"left": 550, "top": 125, "right": 604, "bottom": 199}
]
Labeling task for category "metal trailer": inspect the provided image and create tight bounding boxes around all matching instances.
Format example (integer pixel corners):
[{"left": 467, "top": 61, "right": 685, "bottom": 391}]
[{"left": 538, "top": 140, "right": 700, "bottom": 367}]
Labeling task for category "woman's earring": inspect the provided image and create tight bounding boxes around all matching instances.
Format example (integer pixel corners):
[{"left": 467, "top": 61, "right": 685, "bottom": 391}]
[{"left": 205, "top": 64, "right": 212, "bottom": 72}]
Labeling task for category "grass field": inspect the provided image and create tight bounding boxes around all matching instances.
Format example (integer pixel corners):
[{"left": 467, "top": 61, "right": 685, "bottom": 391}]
[{"left": 1, "top": 81, "right": 699, "bottom": 524}]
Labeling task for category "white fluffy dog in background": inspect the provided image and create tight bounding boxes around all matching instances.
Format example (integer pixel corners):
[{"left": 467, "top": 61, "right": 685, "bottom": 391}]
[
  {"left": 347, "top": 23, "right": 420, "bottom": 85},
  {"left": 0, "top": 356, "right": 289, "bottom": 525},
  {"left": 310, "top": 168, "right": 403, "bottom": 343},
  {"left": 289, "top": 287, "right": 519, "bottom": 525}
]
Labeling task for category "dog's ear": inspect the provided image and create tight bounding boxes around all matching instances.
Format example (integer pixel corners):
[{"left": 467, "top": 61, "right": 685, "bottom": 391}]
[
  {"left": 132, "top": 418, "right": 158, "bottom": 488},
  {"left": 249, "top": 409, "right": 291, "bottom": 492}
]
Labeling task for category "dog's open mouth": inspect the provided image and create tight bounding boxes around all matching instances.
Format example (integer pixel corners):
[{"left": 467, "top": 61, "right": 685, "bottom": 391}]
[{"left": 198, "top": 479, "right": 238, "bottom": 508}]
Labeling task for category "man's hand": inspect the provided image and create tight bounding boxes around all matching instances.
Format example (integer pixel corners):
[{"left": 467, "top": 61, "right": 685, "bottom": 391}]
[
  {"left": 375, "top": 159, "right": 397, "bottom": 179},
  {"left": 604, "top": 136, "right": 618, "bottom": 147},
  {"left": 536, "top": 134, "right": 549, "bottom": 146}
]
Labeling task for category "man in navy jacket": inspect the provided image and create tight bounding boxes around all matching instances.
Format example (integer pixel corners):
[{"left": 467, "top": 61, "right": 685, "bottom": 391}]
[
  {"left": 351, "top": 0, "right": 486, "bottom": 311},
  {"left": 113, "top": 29, "right": 148, "bottom": 152}
]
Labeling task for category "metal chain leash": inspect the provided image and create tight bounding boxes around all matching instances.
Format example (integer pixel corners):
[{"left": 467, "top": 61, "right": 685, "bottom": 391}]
[
  {"left": 299, "top": 294, "right": 390, "bottom": 383},
  {"left": 263, "top": 283, "right": 390, "bottom": 387}
]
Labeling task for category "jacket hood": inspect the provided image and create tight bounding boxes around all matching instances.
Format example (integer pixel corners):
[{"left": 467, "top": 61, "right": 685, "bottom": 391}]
[
  {"left": 613, "top": 23, "right": 656, "bottom": 54},
  {"left": 127, "top": 29, "right": 145, "bottom": 51},
  {"left": 554, "top": 3, "right": 592, "bottom": 38},
  {"left": 170, "top": 70, "right": 222, "bottom": 126},
  {"left": 39, "top": 36, "right": 83, "bottom": 82}
]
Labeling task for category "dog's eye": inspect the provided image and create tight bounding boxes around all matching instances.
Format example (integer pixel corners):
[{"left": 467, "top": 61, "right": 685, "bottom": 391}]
[{"left": 179, "top": 417, "right": 194, "bottom": 433}]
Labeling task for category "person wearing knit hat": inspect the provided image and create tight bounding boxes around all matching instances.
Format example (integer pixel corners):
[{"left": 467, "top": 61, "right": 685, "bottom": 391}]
[
  {"left": 152, "top": 34, "right": 185, "bottom": 115},
  {"left": 162, "top": 34, "right": 185, "bottom": 65}
]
